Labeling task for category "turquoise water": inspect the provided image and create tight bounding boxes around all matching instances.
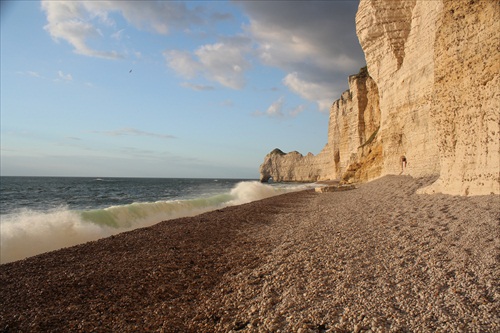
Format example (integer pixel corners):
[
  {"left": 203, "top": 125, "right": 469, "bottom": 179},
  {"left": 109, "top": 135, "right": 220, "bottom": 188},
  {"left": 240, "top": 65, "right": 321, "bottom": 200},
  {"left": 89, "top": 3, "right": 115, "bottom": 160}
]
[{"left": 0, "top": 177, "right": 312, "bottom": 263}]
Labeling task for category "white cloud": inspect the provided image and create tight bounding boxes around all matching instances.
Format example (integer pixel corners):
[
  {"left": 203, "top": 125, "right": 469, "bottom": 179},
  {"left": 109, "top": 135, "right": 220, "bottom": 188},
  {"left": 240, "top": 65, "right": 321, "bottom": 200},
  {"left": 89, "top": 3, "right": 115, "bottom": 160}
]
[
  {"left": 283, "top": 72, "right": 333, "bottom": 112},
  {"left": 253, "top": 97, "right": 304, "bottom": 118},
  {"left": 165, "top": 38, "right": 252, "bottom": 90},
  {"left": 194, "top": 41, "right": 251, "bottom": 89},
  {"left": 96, "top": 1, "right": 204, "bottom": 34},
  {"left": 164, "top": 50, "right": 200, "bottom": 79},
  {"left": 265, "top": 97, "right": 285, "bottom": 117},
  {"left": 40, "top": 1, "right": 212, "bottom": 60},
  {"left": 249, "top": 23, "right": 313, "bottom": 68},
  {"left": 41, "top": 1, "right": 122, "bottom": 59},
  {"left": 57, "top": 70, "right": 73, "bottom": 81}
]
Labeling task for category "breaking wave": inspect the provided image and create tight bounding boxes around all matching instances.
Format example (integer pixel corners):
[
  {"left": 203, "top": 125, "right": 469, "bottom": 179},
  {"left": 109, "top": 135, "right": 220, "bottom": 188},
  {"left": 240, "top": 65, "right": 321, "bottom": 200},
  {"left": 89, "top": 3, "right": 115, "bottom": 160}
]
[{"left": 0, "top": 181, "right": 309, "bottom": 263}]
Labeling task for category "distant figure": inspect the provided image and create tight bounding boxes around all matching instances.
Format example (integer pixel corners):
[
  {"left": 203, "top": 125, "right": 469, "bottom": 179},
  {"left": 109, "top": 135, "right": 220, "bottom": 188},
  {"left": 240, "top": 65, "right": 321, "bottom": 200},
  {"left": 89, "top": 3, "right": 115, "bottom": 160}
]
[
  {"left": 129, "top": 69, "right": 132, "bottom": 73},
  {"left": 401, "top": 155, "right": 407, "bottom": 174}
]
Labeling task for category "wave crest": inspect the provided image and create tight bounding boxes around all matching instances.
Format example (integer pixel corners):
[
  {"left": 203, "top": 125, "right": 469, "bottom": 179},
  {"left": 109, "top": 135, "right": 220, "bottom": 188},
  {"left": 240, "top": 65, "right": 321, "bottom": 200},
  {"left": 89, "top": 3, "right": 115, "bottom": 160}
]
[{"left": 0, "top": 181, "right": 307, "bottom": 263}]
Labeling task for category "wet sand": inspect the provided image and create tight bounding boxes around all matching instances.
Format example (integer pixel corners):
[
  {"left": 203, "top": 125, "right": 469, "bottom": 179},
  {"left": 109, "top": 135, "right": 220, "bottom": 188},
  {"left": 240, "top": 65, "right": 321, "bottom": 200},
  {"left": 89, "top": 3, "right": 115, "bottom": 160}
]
[{"left": 1, "top": 175, "right": 499, "bottom": 332}]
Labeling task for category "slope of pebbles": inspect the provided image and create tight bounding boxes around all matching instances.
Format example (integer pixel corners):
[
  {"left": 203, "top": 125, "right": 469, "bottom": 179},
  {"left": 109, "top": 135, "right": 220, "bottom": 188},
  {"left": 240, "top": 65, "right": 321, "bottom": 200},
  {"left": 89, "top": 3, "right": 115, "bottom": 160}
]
[{"left": 1, "top": 176, "right": 499, "bottom": 332}]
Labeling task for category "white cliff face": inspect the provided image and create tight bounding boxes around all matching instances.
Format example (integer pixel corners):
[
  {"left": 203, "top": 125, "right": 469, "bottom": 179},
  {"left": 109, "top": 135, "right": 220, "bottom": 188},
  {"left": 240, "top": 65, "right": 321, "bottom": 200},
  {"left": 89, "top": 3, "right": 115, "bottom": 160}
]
[
  {"left": 356, "top": 0, "right": 499, "bottom": 195},
  {"left": 260, "top": 0, "right": 499, "bottom": 196},
  {"left": 420, "top": 0, "right": 500, "bottom": 195},
  {"left": 356, "top": 0, "right": 442, "bottom": 178},
  {"left": 259, "top": 68, "right": 381, "bottom": 184},
  {"left": 259, "top": 149, "right": 335, "bottom": 183},
  {"left": 331, "top": 68, "right": 381, "bottom": 181},
  {"left": 355, "top": 0, "right": 416, "bottom": 80}
]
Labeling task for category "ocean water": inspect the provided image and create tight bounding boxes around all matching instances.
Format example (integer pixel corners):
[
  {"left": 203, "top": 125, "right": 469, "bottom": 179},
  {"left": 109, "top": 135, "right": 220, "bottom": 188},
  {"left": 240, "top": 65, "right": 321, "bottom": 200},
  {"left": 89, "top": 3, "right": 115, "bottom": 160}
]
[{"left": 0, "top": 177, "right": 313, "bottom": 264}]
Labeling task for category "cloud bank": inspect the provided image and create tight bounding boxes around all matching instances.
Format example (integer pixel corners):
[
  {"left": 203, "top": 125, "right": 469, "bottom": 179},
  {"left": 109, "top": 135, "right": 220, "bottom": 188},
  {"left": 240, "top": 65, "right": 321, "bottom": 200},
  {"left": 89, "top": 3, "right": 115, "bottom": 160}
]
[
  {"left": 41, "top": 1, "right": 365, "bottom": 111},
  {"left": 238, "top": 1, "right": 364, "bottom": 111},
  {"left": 41, "top": 1, "right": 218, "bottom": 59}
]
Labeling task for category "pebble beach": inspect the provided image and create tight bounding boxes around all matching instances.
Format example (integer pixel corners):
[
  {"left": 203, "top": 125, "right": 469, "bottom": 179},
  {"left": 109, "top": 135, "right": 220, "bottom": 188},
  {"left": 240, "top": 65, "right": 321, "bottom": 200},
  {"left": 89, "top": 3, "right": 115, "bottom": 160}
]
[{"left": 1, "top": 175, "right": 499, "bottom": 332}]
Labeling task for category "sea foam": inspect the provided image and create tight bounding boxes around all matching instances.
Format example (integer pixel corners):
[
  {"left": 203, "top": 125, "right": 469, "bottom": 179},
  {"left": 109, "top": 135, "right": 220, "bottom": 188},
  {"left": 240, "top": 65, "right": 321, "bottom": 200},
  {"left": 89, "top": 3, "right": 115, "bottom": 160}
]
[{"left": 0, "top": 181, "right": 307, "bottom": 264}]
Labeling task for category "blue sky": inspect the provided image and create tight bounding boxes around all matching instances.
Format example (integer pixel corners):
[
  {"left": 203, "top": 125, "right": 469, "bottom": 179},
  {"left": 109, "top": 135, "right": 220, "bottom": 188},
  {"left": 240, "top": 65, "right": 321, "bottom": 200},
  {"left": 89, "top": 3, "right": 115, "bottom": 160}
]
[{"left": 1, "top": 1, "right": 364, "bottom": 179}]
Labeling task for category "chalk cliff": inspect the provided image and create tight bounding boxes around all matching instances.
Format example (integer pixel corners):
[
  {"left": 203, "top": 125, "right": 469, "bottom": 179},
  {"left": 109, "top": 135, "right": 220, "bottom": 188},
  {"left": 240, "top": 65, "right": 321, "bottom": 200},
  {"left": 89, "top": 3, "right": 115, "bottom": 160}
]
[
  {"left": 356, "top": 0, "right": 442, "bottom": 179},
  {"left": 420, "top": 0, "right": 500, "bottom": 196},
  {"left": 260, "top": 0, "right": 499, "bottom": 195},
  {"left": 259, "top": 67, "right": 380, "bottom": 183},
  {"left": 259, "top": 148, "right": 334, "bottom": 183}
]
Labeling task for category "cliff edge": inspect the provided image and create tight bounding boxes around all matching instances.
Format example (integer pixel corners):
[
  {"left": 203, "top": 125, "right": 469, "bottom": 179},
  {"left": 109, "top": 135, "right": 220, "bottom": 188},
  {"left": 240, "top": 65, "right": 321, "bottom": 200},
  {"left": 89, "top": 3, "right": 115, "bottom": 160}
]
[{"left": 259, "top": 0, "right": 499, "bottom": 196}]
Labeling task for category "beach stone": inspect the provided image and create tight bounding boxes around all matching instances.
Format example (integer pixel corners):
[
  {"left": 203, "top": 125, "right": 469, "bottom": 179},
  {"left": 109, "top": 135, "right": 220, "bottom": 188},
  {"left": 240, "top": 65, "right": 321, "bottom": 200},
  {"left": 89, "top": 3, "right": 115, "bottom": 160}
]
[{"left": 315, "top": 185, "right": 356, "bottom": 193}]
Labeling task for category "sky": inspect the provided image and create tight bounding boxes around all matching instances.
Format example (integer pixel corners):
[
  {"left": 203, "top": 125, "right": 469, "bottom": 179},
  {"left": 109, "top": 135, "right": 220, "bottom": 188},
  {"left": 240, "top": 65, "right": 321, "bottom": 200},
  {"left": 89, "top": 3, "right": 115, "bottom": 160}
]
[{"left": 1, "top": 1, "right": 365, "bottom": 179}]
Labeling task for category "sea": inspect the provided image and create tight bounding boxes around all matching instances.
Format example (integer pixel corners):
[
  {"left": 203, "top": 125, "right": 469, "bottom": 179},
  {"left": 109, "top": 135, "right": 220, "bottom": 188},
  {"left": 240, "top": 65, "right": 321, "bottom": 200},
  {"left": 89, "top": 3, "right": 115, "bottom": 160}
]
[{"left": 0, "top": 176, "right": 314, "bottom": 264}]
